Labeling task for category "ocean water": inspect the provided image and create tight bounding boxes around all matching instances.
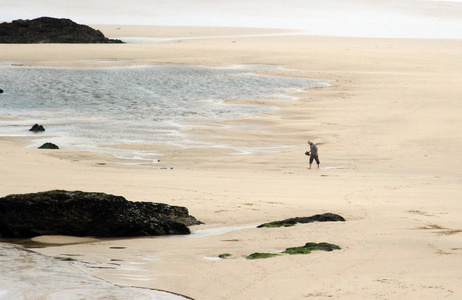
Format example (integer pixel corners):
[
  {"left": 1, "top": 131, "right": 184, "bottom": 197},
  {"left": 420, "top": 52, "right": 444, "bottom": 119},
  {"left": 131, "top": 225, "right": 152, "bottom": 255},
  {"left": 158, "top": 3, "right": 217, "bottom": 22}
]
[
  {"left": 0, "top": 64, "right": 326, "bottom": 158},
  {"left": 2, "top": 0, "right": 462, "bottom": 39}
]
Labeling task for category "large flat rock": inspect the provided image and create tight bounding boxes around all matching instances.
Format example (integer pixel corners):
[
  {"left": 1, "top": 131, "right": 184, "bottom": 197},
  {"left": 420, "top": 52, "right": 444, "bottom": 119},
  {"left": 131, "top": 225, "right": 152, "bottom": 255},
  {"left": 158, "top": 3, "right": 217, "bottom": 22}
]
[{"left": 0, "top": 190, "right": 201, "bottom": 238}]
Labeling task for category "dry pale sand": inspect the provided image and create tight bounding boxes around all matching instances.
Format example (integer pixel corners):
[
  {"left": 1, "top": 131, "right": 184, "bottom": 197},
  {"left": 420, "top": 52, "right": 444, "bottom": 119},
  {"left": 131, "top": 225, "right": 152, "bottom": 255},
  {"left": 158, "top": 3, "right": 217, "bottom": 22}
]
[{"left": 1, "top": 26, "right": 462, "bottom": 299}]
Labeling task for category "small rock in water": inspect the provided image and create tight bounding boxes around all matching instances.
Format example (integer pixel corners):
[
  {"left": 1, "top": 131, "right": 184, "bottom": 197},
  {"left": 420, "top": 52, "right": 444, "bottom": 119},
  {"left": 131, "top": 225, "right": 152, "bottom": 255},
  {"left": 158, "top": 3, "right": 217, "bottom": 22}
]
[
  {"left": 38, "top": 142, "right": 59, "bottom": 149},
  {"left": 0, "top": 88, "right": 4, "bottom": 93},
  {"left": 29, "top": 124, "right": 45, "bottom": 132}
]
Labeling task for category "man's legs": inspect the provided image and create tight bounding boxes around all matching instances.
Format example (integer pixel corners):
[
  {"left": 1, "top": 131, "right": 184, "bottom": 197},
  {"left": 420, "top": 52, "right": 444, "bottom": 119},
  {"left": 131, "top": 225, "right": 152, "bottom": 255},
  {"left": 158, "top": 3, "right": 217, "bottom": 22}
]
[
  {"left": 315, "top": 156, "right": 320, "bottom": 169},
  {"left": 309, "top": 156, "right": 317, "bottom": 169},
  {"left": 309, "top": 156, "right": 320, "bottom": 169}
]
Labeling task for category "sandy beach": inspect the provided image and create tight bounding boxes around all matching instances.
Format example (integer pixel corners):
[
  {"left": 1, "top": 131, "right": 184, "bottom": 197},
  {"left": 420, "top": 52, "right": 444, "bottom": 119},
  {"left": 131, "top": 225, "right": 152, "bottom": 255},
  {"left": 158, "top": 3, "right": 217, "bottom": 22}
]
[{"left": 1, "top": 25, "right": 462, "bottom": 299}]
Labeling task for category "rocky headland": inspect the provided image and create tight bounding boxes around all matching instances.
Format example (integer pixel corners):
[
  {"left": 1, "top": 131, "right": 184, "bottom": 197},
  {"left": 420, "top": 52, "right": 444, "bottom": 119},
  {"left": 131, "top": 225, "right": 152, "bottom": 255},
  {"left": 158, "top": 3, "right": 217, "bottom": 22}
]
[{"left": 0, "top": 17, "right": 123, "bottom": 43}]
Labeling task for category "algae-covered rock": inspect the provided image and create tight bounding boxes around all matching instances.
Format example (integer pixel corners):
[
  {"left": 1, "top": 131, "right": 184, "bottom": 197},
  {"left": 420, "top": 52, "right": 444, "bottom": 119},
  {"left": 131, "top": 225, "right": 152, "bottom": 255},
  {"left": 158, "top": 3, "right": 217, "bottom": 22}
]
[
  {"left": 257, "top": 213, "right": 345, "bottom": 228},
  {"left": 258, "top": 219, "right": 297, "bottom": 228},
  {"left": 246, "top": 253, "right": 280, "bottom": 260},
  {"left": 218, "top": 253, "right": 232, "bottom": 259},
  {"left": 293, "top": 213, "right": 345, "bottom": 224},
  {"left": 283, "top": 242, "right": 341, "bottom": 255}
]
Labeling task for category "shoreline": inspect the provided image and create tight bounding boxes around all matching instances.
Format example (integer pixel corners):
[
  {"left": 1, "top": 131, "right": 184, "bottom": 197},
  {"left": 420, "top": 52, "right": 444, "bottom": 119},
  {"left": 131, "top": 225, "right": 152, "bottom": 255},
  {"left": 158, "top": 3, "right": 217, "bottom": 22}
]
[
  {"left": 1, "top": 26, "right": 462, "bottom": 299},
  {"left": 0, "top": 62, "right": 330, "bottom": 163}
]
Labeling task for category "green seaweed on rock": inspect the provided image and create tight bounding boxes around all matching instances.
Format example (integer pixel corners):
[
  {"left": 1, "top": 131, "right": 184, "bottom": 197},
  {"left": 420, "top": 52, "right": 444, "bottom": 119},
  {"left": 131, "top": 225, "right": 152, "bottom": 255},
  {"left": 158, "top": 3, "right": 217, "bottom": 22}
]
[
  {"left": 257, "top": 220, "right": 297, "bottom": 228},
  {"left": 246, "top": 253, "right": 281, "bottom": 260},
  {"left": 218, "top": 253, "right": 232, "bottom": 259},
  {"left": 283, "top": 242, "right": 341, "bottom": 255},
  {"left": 257, "top": 213, "right": 345, "bottom": 228}
]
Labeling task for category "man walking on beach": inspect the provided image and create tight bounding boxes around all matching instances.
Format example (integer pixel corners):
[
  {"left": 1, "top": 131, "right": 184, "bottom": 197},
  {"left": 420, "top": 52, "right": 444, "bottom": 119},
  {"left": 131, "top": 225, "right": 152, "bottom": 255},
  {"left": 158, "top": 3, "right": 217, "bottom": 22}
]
[{"left": 308, "top": 140, "right": 320, "bottom": 169}]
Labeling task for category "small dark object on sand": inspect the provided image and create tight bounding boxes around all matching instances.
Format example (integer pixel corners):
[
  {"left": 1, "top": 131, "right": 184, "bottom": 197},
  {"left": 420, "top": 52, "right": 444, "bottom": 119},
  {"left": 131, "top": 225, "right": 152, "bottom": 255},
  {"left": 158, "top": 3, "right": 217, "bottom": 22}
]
[
  {"left": 38, "top": 142, "right": 59, "bottom": 149},
  {"left": 29, "top": 124, "right": 45, "bottom": 132}
]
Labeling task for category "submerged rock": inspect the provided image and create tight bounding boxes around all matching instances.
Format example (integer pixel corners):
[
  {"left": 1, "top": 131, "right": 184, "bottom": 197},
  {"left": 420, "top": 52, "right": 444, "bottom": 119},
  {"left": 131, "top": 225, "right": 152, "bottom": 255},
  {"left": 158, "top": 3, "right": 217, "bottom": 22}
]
[
  {"left": 0, "top": 190, "right": 202, "bottom": 238},
  {"left": 0, "top": 88, "right": 3, "bottom": 93},
  {"left": 257, "top": 213, "right": 345, "bottom": 228},
  {"left": 29, "top": 124, "right": 45, "bottom": 132},
  {"left": 38, "top": 142, "right": 59, "bottom": 149},
  {"left": 0, "top": 17, "right": 124, "bottom": 44}
]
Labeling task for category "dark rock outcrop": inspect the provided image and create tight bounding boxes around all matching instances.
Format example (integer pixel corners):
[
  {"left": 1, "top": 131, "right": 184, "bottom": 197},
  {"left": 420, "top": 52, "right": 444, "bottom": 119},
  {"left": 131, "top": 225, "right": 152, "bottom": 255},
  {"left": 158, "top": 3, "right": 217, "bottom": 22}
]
[
  {"left": 0, "top": 17, "right": 123, "bottom": 44},
  {"left": 0, "top": 89, "right": 3, "bottom": 93},
  {"left": 29, "top": 124, "right": 45, "bottom": 132},
  {"left": 0, "top": 190, "right": 201, "bottom": 238},
  {"left": 38, "top": 142, "right": 59, "bottom": 149},
  {"left": 257, "top": 213, "right": 345, "bottom": 228},
  {"left": 291, "top": 213, "right": 346, "bottom": 224}
]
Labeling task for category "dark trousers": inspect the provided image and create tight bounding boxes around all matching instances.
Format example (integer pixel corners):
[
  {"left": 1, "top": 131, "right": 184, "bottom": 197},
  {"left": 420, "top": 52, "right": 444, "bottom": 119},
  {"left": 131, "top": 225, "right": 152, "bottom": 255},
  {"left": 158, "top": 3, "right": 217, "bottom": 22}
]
[{"left": 310, "top": 155, "right": 320, "bottom": 165}]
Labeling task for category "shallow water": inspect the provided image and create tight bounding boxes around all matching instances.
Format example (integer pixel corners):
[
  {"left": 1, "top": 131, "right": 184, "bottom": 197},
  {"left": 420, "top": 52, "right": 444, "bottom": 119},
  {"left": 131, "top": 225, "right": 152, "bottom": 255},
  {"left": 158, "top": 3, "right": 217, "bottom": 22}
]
[
  {"left": 0, "top": 64, "right": 326, "bottom": 159},
  {"left": 0, "top": 243, "right": 188, "bottom": 300}
]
